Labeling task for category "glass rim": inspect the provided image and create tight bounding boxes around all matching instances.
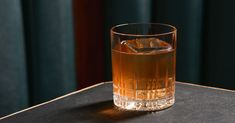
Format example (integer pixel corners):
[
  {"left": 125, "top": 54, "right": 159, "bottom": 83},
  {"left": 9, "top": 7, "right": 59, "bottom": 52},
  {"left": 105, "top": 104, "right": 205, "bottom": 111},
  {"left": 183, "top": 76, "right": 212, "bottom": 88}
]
[{"left": 111, "top": 23, "right": 177, "bottom": 37}]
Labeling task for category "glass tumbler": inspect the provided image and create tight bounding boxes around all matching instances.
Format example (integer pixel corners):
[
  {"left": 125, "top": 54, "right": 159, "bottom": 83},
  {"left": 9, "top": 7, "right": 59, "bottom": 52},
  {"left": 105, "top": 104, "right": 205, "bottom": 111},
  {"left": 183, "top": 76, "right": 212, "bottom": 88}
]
[{"left": 111, "top": 23, "right": 177, "bottom": 111}]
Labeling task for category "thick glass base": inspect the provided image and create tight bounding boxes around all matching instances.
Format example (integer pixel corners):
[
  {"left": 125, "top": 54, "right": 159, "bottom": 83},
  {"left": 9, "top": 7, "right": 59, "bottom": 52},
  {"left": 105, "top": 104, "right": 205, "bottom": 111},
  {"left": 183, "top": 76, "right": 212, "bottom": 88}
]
[{"left": 113, "top": 94, "right": 174, "bottom": 111}]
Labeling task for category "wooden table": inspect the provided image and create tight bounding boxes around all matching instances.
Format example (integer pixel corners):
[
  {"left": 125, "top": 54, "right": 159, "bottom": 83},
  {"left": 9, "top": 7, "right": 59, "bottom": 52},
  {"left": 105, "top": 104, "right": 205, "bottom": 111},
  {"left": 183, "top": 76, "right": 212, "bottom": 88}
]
[{"left": 1, "top": 82, "right": 235, "bottom": 123}]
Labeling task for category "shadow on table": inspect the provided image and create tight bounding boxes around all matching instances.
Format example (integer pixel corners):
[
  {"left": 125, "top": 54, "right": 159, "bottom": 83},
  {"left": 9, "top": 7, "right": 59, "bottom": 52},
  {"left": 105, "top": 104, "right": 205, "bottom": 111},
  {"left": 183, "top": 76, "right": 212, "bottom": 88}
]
[{"left": 62, "top": 100, "right": 148, "bottom": 122}]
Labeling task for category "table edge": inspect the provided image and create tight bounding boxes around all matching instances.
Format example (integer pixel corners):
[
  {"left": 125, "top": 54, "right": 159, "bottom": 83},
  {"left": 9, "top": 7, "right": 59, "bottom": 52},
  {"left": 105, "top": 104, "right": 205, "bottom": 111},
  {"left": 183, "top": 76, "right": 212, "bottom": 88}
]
[
  {"left": 0, "top": 82, "right": 109, "bottom": 120},
  {"left": 1, "top": 81, "right": 234, "bottom": 120},
  {"left": 176, "top": 81, "right": 235, "bottom": 93}
]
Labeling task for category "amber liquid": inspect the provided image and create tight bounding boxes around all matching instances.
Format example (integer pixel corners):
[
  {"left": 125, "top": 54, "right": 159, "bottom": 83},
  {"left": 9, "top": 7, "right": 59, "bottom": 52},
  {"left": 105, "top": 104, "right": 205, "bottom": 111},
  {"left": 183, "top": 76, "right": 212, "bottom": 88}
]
[{"left": 112, "top": 39, "right": 175, "bottom": 101}]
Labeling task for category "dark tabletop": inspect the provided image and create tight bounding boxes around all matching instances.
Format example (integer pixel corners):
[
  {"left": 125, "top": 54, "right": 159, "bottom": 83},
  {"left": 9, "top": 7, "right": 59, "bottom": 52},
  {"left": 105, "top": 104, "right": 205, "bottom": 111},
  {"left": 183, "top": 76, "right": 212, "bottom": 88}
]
[{"left": 1, "top": 82, "right": 235, "bottom": 123}]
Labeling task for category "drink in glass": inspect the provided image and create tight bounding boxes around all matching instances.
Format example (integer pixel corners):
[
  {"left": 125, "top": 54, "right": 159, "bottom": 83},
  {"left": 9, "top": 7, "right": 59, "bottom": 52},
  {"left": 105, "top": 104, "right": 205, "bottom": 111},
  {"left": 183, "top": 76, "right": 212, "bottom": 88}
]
[{"left": 111, "top": 23, "right": 177, "bottom": 111}]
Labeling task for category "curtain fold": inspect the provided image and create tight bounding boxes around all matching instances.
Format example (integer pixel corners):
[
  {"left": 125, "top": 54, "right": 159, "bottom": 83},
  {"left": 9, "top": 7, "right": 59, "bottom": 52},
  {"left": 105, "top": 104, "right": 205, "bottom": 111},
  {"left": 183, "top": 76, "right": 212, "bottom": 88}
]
[
  {"left": 152, "top": 0, "right": 204, "bottom": 83},
  {"left": 203, "top": 0, "right": 235, "bottom": 89},
  {"left": 22, "top": 0, "right": 76, "bottom": 104},
  {"left": 104, "top": 0, "right": 152, "bottom": 80},
  {"left": 73, "top": 0, "right": 105, "bottom": 89},
  {"left": 0, "top": 0, "right": 28, "bottom": 116}
]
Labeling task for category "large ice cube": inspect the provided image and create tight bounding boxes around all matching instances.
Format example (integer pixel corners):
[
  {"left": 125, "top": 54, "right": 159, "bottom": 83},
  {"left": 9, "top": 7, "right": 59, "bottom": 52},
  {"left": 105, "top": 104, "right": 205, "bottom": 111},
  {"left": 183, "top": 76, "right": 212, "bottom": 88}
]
[{"left": 121, "top": 38, "right": 172, "bottom": 54}]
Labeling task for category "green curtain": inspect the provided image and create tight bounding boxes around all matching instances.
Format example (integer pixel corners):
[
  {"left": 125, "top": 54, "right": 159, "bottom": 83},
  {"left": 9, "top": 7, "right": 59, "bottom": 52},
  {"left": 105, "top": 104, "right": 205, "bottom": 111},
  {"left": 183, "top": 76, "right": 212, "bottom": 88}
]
[
  {"left": 0, "top": 0, "right": 76, "bottom": 116},
  {"left": 22, "top": 0, "right": 76, "bottom": 104},
  {"left": 203, "top": 0, "right": 235, "bottom": 89},
  {"left": 0, "top": 0, "right": 28, "bottom": 117}
]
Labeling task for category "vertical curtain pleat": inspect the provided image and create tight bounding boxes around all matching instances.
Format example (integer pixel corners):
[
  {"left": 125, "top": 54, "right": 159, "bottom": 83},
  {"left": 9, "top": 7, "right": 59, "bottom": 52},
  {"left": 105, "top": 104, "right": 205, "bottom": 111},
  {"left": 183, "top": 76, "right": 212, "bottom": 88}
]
[
  {"left": 0, "top": 0, "right": 28, "bottom": 116},
  {"left": 22, "top": 0, "right": 76, "bottom": 104},
  {"left": 104, "top": 0, "right": 152, "bottom": 80},
  {"left": 73, "top": 0, "right": 105, "bottom": 89},
  {"left": 152, "top": 0, "right": 204, "bottom": 83},
  {"left": 203, "top": 0, "right": 235, "bottom": 89}
]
